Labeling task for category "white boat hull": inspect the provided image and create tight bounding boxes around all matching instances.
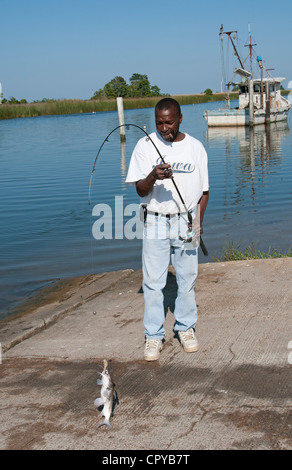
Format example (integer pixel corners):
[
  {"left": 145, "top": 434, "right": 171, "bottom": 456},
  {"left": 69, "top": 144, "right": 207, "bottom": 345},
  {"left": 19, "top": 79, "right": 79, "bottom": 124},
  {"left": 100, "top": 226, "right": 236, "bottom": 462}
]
[{"left": 204, "top": 107, "right": 290, "bottom": 127}]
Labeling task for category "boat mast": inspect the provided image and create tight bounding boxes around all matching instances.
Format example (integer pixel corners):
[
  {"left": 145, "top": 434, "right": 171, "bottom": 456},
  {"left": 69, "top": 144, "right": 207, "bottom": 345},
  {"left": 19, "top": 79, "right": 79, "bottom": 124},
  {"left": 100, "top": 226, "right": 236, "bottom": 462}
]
[
  {"left": 246, "top": 25, "right": 256, "bottom": 126},
  {"left": 219, "top": 25, "right": 244, "bottom": 109},
  {"left": 220, "top": 25, "right": 244, "bottom": 69},
  {"left": 219, "top": 26, "right": 240, "bottom": 109},
  {"left": 245, "top": 24, "right": 256, "bottom": 79}
]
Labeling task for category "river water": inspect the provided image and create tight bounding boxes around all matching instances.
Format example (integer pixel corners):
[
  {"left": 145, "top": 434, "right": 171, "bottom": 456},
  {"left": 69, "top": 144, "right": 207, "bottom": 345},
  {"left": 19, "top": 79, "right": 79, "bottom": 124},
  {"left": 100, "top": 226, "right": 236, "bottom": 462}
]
[{"left": 0, "top": 101, "right": 291, "bottom": 319}]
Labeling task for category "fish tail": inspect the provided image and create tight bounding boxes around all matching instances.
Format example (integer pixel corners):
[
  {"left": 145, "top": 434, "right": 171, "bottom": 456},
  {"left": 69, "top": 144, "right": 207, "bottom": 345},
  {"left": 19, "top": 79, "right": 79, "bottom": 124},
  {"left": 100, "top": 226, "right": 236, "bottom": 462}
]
[{"left": 98, "top": 419, "right": 112, "bottom": 429}]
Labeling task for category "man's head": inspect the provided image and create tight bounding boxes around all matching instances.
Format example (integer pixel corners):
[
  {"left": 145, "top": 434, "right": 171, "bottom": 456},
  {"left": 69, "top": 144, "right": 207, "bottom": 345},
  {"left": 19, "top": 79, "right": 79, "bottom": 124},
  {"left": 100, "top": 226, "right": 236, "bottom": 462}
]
[{"left": 155, "top": 98, "right": 183, "bottom": 143}]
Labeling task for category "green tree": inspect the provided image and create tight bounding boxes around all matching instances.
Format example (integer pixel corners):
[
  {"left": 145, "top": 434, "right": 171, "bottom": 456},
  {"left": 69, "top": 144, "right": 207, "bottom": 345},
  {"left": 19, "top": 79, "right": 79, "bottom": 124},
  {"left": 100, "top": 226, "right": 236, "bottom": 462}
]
[
  {"left": 90, "top": 73, "right": 164, "bottom": 100},
  {"left": 91, "top": 88, "right": 106, "bottom": 100},
  {"left": 8, "top": 96, "right": 20, "bottom": 104},
  {"left": 103, "top": 76, "right": 129, "bottom": 98},
  {"left": 128, "top": 73, "right": 161, "bottom": 97},
  {"left": 204, "top": 88, "right": 213, "bottom": 96},
  {"left": 128, "top": 73, "right": 151, "bottom": 97},
  {"left": 149, "top": 85, "right": 161, "bottom": 96}
]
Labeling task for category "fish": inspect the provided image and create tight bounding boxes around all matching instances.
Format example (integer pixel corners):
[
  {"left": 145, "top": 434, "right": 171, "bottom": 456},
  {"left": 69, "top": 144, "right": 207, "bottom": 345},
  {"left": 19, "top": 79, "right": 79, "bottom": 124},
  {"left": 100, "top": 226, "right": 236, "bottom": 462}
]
[{"left": 94, "top": 359, "right": 118, "bottom": 429}]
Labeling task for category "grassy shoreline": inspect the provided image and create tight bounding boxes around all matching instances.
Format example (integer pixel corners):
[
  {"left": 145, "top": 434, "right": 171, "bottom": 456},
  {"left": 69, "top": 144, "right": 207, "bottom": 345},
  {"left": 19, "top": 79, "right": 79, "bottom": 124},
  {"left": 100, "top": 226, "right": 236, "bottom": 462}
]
[
  {"left": 0, "top": 93, "right": 239, "bottom": 120},
  {"left": 212, "top": 242, "right": 292, "bottom": 262}
]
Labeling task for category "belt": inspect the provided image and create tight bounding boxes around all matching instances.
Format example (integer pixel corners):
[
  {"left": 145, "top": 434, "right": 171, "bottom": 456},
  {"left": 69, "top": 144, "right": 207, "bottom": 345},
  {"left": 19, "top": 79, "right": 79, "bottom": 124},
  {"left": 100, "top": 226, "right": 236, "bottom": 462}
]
[
  {"left": 145, "top": 209, "right": 183, "bottom": 219},
  {"left": 147, "top": 209, "right": 180, "bottom": 219},
  {"left": 141, "top": 205, "right": 191, "bottom": 223}
]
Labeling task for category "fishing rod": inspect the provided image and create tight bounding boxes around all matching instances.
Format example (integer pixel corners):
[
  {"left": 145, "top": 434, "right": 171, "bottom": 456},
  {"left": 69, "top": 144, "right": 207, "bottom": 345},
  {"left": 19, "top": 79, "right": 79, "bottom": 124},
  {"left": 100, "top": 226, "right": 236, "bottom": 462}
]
[{"left": 88, "top": 123, "right": 208, "bottom": 256}]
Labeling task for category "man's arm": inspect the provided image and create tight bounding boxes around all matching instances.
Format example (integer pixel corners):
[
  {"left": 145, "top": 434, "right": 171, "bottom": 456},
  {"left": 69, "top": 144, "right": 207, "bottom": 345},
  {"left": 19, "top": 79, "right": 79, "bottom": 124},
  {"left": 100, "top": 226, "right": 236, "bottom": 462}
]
[
  {"left": 135, "top": 164, "right": 173, "bottom": 197},
  {"left": 198, "top": 191, "right": 209, "bottom": 234}
]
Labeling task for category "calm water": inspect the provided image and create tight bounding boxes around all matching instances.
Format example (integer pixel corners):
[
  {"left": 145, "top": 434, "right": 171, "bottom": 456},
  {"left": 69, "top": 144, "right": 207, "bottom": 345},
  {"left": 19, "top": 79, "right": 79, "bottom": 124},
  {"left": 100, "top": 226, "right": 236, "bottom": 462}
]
[{"left": 0, "top": 101, "right": 292, "bottom": 319}]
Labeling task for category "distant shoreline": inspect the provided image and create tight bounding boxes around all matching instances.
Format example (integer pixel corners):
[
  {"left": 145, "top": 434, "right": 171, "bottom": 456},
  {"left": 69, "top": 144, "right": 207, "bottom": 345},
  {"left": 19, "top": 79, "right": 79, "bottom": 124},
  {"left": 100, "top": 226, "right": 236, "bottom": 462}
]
[{"left": 0, "top": 93, "right": 239, "bottom": 120}]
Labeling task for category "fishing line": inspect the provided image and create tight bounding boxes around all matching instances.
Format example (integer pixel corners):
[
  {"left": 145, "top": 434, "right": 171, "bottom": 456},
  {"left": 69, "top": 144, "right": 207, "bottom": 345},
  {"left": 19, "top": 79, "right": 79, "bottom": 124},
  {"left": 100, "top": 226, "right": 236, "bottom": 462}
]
[{"left": 88, "top": 123, "right": 208, "bottom": 256}]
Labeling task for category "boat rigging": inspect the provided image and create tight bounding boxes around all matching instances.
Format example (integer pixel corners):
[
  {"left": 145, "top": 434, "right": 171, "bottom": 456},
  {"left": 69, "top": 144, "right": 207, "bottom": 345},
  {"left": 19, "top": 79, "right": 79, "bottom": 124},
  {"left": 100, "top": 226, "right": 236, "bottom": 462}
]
[{"left": 204, "top": 25, "right": 291, "bottom": 127}]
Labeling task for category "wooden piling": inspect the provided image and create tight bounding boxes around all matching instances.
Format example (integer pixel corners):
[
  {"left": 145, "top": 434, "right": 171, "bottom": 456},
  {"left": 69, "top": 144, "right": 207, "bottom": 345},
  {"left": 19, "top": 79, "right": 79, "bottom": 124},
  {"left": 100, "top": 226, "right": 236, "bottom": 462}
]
[
  {"left": 116, "top": 97, "right": 126, "bottom": 143},
  {"left": 249, "top": 79, "right": 254, "bottom": 127},
  {"left": 265, "top": 82, "right": 271, "bottom": 125}
]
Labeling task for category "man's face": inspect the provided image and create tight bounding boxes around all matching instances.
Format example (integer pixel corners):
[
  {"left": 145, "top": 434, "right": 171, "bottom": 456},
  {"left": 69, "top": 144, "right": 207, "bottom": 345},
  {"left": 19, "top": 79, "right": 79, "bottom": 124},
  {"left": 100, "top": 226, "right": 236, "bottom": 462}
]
[{"left": 155, "top": 107, "right": 183, "bottom": 142}]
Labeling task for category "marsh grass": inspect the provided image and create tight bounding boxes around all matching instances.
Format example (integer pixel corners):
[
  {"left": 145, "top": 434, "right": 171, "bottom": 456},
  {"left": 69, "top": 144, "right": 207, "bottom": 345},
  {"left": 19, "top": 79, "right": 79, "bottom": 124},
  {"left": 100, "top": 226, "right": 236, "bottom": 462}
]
[
  {"left": 213, "top": 242, "right": 292, "bottom": 262},
  {"left": 0, "top": 93, "right": 238, "bottom": 120},
  {"left": 0, "top": 99, "right": 117, "bottom": 120}
]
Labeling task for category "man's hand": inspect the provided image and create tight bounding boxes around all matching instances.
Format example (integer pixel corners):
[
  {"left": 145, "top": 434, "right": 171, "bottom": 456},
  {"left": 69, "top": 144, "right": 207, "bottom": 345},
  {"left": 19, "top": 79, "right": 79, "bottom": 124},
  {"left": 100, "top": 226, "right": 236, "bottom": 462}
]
[
  {"left": 136, "top": 164, "right": 173, "bottom": 197},
  {"left": 151, "top": 164, "right": 173, "bottom": 180},
  {"left": 191, "top": 213, "right": 202, "bottom": 236}
]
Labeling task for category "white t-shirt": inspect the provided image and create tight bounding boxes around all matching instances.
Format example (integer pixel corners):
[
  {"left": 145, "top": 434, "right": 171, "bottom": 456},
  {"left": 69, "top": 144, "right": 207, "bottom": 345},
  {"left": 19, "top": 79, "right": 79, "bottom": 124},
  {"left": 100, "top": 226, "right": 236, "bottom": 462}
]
[{"left": 126, "top": 131, "right": 209, "bottom": 214}]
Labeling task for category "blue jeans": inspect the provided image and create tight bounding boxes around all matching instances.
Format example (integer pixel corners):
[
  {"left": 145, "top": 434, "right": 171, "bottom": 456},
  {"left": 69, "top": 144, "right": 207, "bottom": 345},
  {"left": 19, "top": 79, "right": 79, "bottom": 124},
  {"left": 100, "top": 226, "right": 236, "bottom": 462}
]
[{"left": 142, "top": 211, "right": 198, "bottom": 340}]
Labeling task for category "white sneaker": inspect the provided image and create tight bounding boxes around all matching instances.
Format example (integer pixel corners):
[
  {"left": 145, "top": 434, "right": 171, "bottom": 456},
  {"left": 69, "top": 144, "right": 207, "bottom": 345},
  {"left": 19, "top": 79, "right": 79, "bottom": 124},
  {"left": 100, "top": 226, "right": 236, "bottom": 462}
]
[
  {"left": 178, "top": 329, "right": 199, "bottom": 352},
  {"left": 144, "top": 339, "right": 163, "bottom": 361}
]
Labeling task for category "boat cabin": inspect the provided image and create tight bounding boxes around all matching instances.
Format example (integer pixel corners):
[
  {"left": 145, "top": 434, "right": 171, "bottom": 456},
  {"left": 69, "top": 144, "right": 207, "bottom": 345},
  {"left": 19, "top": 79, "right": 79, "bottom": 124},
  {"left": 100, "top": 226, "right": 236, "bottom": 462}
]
[{"left": 237, "top": 77, "right": 286, "bottom": 110}]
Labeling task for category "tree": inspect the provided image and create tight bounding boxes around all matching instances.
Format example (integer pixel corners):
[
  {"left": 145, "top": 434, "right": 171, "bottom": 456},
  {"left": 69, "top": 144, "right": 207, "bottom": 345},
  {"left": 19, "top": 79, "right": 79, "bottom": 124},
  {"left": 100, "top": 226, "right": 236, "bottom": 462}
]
[
  {"left": 128, "top": 73, "right": 161, "bottom": 97},
  {"left": 8, "top": 96, "right": 20, "bottom": 104},
  {"left": 90, "top": 73, "right": 164, "bottom": 100},
  {"left": 91, "top": 88, "right": 106, "bottom": 100},
  {"left": 128, "top": 73, "right": 151, "bottom": 97},
  {"left": 150, "top": 85, "right": 161, "bottom": 96},
  {"left": 103, "top": 76, "right": 129, "bottom": 98},
  {"left": 204, "top": 88, "right": 213, "bottom": 96}
]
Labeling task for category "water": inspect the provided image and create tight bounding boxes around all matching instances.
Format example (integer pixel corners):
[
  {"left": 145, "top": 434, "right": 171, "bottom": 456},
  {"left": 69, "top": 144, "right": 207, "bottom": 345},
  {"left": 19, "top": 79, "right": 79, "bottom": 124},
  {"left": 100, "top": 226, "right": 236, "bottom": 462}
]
[{"left": 0, "top": 102, "right": 291, "bottom": 319}]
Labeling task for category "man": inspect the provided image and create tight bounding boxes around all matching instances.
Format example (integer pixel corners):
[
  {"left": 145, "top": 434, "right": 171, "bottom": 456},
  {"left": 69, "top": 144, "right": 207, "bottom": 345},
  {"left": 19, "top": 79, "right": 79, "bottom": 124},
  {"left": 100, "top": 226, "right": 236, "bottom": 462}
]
[{"left": 126, "top": 98, "right": 209, "bottom": 361}]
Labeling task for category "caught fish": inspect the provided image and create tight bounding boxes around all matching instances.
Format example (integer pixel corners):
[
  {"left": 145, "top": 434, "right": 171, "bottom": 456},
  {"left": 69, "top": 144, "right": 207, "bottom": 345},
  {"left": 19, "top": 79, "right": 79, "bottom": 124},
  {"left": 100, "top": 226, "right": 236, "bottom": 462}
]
[{"left": 94, "top": 359, "right": 118, "bottom": 429}]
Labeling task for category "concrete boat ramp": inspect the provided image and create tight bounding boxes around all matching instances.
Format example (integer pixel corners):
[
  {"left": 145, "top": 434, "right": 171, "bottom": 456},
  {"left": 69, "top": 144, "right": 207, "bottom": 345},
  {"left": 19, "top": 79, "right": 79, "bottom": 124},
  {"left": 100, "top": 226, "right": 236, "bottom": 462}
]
[{"left": 0, "top": 258, "right": 291, "bottom": 450}]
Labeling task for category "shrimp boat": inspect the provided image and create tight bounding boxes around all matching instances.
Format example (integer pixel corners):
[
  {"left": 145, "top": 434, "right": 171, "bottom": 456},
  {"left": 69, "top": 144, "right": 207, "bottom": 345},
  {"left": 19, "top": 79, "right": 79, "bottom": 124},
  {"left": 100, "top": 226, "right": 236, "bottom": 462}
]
[{"left": 203, "top": 26, "right": 291, "bottom": 127}]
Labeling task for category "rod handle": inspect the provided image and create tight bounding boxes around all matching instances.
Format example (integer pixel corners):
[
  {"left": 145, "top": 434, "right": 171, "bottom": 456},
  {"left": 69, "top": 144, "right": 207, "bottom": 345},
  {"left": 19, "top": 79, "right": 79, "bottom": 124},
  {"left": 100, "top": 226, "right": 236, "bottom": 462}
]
[{"left": 200, "top": 237, "right": 208, "bottom": 256}]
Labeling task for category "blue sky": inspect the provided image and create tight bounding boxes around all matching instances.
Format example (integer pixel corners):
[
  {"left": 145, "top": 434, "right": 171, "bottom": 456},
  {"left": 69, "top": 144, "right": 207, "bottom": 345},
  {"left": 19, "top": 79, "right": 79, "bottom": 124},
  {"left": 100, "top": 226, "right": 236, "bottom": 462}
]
[{"left": 1, "top": 0, "right": 292, "bottom": 102}]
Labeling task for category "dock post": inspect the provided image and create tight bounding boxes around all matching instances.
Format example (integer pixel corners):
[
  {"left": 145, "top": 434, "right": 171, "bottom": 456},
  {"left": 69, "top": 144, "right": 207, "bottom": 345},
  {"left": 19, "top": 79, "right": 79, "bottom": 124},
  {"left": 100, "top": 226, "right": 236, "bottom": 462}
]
[
  {"left": 249, "top": 79, "right": 254, "bottom": 127},
  {"left": 265, "top": 82, "right": 270, "bottom": 125},
  {"left": 116, "top": 97, "right": 126, "bottom": 143}
]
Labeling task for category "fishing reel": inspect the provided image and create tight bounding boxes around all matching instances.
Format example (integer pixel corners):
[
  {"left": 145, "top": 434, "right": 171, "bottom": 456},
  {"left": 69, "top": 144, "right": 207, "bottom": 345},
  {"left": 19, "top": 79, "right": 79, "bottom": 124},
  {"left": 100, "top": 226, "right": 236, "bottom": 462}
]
[{"left": 179, "top": 224, "right": 200, "bottom": 249}]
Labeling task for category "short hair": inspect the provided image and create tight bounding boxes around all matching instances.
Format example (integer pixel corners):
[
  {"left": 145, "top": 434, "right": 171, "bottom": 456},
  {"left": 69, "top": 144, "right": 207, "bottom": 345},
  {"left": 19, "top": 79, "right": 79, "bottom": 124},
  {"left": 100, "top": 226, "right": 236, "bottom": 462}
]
[{"left": 155, "top": 98, "right": 181, "bottom": 116}]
